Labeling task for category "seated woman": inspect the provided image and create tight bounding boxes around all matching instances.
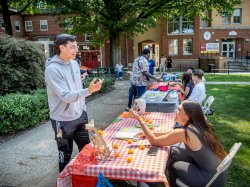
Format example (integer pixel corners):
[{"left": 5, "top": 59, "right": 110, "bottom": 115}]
[
  {"left": 129, "top": 101, "right": 227, "bottom": 187},
  {"left": 178, "top": 72, "right": 194, "bottom": 100}
]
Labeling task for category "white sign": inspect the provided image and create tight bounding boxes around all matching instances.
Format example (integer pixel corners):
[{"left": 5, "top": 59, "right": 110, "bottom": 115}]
[
  {"left": 206, "top": 43, "right": 219, "bottom": 53},
  {"left": 229, "top": 31, "right": 237, "bottom": 36}
]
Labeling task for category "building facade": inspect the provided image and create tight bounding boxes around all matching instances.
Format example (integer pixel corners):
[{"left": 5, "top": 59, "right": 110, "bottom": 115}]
[{"left": 1, "top": 1, "right": 250, "bottom": 69}]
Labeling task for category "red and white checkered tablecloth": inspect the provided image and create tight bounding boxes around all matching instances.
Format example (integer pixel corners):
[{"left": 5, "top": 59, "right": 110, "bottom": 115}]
[{"left": 57, "top": 112, "right": 176, "bottom": 187}]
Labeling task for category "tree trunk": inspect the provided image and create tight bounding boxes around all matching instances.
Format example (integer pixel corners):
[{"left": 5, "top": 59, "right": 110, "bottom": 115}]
[
  {"left": 109, "top": 32, "right": 121, "bottom": 67},
  {"left": 1, "top": 0, "right": 13, "bottom": 36}
]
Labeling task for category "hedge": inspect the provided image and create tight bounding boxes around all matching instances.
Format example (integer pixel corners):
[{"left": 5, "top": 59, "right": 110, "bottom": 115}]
[{"left": 0, "top": 76, "right": 115, "bottom": 135}]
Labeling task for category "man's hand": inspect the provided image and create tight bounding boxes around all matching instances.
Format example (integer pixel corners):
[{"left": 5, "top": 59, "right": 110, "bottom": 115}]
[
  {"left": 88, "top": 78, "right": 104, "bottom": 94},
  {"left": 154, "top": 77, "right": 161, "bottom": 82}
]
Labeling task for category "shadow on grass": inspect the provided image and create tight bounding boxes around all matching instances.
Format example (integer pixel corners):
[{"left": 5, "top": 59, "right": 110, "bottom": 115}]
[{"left": 206, "top": 84, "right": 250, "bottom": 187}]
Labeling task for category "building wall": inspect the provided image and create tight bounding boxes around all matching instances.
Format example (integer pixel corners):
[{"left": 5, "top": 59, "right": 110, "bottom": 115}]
[
  {"left": 211, "top": 0, "right": 250, "bottom": 28},
  {"left": 162, "top": 16, "right": 201, "bottom": 70}
]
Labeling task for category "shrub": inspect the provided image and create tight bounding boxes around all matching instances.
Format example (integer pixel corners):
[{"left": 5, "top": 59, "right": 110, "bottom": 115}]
[
  {"left": 0, "top": 89, "right": 49, "bottom": 135},
  {"left": 0, "top": 76, "right": 115, "bottom": 135},
  {"left": 0, "top": 34, "right": 45, "bottom": 95}
]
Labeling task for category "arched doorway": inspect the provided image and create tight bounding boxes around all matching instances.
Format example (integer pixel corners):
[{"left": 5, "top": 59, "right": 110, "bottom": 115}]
[{"left": 138, "top": 40, "right": 159, "bottom": 67}]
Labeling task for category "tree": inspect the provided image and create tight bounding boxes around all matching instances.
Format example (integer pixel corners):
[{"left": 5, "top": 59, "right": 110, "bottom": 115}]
[{"left": 52, "top": 0, "right": 241, "bottom": 67}]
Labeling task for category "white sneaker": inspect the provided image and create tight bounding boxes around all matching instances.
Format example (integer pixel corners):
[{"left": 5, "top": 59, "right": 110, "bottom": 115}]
[{"left": 116, "top": 78, "right": 119, "bottom": 80}]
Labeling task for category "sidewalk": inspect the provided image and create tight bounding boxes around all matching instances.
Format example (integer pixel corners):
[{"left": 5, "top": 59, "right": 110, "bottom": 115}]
[{"left": 0, "top": 80, "right": 130, "bottom": 187}]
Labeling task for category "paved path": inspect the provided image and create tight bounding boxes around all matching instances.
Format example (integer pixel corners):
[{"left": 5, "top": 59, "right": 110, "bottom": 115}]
[{"left": 0, "top": 80, "right": 130, "bottom": 187}]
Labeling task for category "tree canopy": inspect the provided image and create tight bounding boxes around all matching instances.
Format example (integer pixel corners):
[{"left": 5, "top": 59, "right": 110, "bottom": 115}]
[
  {"left": 53, "top": 0, "right": 242, "bottom": 67},
  {"left": 1, "top": 0, "right": 242, "bottom": 66}
]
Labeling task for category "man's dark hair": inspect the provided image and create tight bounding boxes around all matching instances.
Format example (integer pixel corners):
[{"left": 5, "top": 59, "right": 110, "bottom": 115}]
[
  {"left": 187, "top": 67, "right": 194, "bottom": 71},
  {"left": 142, "top": 48, "right": 150, "bottom": 55},
  {"left": 55, "top": 34, "right": 76, "bottom": 54},
  {"left": 192, "top": 69, "right": 204, "bottom": 79}
]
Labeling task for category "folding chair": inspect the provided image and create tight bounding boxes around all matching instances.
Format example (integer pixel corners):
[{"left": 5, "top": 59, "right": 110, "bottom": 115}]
[
  {"left": 176, "top": 142, "right": 242, "bottom": 187},
  {"left": 96, "top": 172, "right": 113, "bottom": 187},
  {"left": 202, "top": 96, "right": 215, "bottom": 116}
]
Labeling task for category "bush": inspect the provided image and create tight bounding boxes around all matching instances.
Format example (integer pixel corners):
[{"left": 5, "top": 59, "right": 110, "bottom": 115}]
[
  {"left": 0, "top": 76, "right": 115, "bottom": 135},
  {"left": 0, "top": 89, "right": 49, "bottom": 135},
  {"left": 0, "top": 34, "right": 45, "bottom": 95}
]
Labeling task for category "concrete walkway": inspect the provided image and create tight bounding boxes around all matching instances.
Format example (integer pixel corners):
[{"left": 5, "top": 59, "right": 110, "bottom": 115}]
[
  {"left": 0, "top": 78, "right": 249, "bottom": 187},
  {"left": 0, "top": 80, "right": 130, "bottom": 187}
]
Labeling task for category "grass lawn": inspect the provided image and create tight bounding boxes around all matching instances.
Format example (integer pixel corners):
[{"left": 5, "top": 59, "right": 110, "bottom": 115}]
[
  {"left": 206, "top": 83, "right": 250, "bottom": 187},
  {"left": 205, "top": 73, "right": 250, "bottom": 82}
]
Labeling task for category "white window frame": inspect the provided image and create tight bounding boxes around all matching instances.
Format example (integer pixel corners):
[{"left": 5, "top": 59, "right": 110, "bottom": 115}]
[
  {"left": 168, "top": 39, "right": 178, "bottom": 56},
  {"left": 1, "top": 17, "right": 5, "bottom": 29},
  {"left": 168, "top": 16, "right": 194, "bottom": 34},
  {"left": 183, "top": 39, "right": 193, "bottom": 55},
  {"left": 15, "top": 20, "right": 20, "bottom": 32},
  {"left": 25, "top": 21, "right": 33, "bottom": 31},
  {"left": 233, "top": 8, "right": 241, "bottom": 24},
  {"left": 40, "top": 20, "right": 48, "bottom": 31}
]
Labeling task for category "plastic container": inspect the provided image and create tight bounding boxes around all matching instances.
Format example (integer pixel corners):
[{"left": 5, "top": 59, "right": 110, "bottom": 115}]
[{"left": 158, "top": 85, "right": 169, "bottom": 91}]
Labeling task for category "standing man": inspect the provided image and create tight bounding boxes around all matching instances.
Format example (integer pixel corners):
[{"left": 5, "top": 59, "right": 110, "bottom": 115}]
[
  {"left": 45, "top": 33, "right": 103, "bottom": 172},
  {"left": 125, "top": 48, "right": 160, "bottom": 111},
  {"left": 160, "top": 55, "right": 167, "bottom": 73}
]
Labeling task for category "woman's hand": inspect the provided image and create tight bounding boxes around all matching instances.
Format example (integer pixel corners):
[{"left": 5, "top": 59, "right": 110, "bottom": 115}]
[{"left": 129, "top": 109, "right": 141, "bottom": 120}]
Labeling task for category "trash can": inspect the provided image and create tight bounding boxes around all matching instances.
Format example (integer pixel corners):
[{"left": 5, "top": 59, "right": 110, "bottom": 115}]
[{"left": 208, "top": 64, "right": 215, "bottom": 72}]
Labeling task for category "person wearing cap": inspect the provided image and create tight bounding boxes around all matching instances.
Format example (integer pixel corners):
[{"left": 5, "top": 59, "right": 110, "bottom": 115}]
[
  {"left": 125, "top": 48, "right": 160, "bottom": 111},
  {"left": 44, "top": 33, "right": 104, "bottom": 172}
]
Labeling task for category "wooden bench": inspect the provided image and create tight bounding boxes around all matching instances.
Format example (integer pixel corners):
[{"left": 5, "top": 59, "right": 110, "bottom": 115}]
[{"left": 212, "top": 69, "right": 233, "bottom": 75}]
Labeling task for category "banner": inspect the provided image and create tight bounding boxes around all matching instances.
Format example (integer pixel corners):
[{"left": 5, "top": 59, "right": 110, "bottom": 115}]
[{"left": 200, "top": 43, "right": 219, "bottom": 53}]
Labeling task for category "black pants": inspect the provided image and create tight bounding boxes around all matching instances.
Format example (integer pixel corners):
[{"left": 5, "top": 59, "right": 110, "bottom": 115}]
[{"left": 51, "top": 111, "right": 90, "bottom": 172}]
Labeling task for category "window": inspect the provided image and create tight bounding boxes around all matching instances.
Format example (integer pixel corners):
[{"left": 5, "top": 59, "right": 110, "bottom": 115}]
[
  {"left": 25, "top": 21, "right": 33, "bottom": 31},
  {"left": 183, "top": 39, "right": 193, "bottom": 55},
  {"left": 1, "top": 18, "right": 5, "bottom": 29},
  {"left": 40, "top": 20, "right": 48, "bottom": 31},
  {"left": 233, "top": 8, "right": 241, "bottom": 24},
  {"left": 15, "top": 21, "right": 20, "bottom": 32},
  {"left": 168, "top": 16, "right": 194, "bottom": 34},
  {"left": 85, "top": 33, "right": 93, "bottom": 41},
  {"left": 222, "top": 14, "right": 231, "bottom": 24},
  {"left": 168, "top": 39, "right": 178, "bottom": 55}
]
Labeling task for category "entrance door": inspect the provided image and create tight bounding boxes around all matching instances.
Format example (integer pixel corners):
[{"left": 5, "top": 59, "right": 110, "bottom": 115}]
[
  {"left": 81, "top": 51, "right": 100, "bottom": 68},
  {"left": 221, "top": 42, "right": 235, "bottom": 58}
]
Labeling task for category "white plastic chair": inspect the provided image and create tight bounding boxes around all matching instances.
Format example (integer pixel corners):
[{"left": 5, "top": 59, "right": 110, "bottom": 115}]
[
  {"left": 176, "top": 142, "right": 242, "bottom": 187},
  {"left": 202, "top": 96, "right": 215, "bottom": 115}
]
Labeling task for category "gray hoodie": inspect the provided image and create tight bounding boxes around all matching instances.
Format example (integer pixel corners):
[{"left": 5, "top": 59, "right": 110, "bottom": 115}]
[{"left": 45, "top": 56, "right": 91, "bottom": 121}]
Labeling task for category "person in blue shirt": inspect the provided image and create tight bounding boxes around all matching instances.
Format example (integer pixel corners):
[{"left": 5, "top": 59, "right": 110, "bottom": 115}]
[{"left": 148, "top": 58, "right": 155, "bottom": 76}]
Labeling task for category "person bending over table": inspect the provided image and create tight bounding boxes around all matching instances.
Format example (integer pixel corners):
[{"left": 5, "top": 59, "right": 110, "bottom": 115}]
[{"left": 129, "top": 101, "right": 227, "bottom": 187}]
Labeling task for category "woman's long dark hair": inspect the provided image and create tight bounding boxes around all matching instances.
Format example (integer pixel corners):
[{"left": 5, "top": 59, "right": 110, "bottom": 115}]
[
  {"left": 182, "top": 101, "right": 227, "bottom": 160},
  {"left": 182, "top": 72, "right": 194, "bottom": 90}
]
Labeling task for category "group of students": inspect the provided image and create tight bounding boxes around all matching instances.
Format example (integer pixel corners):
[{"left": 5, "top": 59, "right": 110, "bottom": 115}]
[
  {"left": 126, "top": 48, "right": 227, "bottom": 186},
  {"left": 44, "top": 34, "right": 228, "bottom": 187}
]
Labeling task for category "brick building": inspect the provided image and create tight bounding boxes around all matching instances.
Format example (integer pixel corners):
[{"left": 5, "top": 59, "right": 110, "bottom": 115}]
[{"left": 1, "top": 1, "right": 250, "bottom": 69}]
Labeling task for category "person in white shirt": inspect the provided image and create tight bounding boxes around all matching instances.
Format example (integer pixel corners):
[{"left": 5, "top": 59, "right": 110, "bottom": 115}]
[
  {"left": 187, "top": 67, "right": 206, "bottom": 83},
  {"left": 188, "top": 69, "right": 206, "bottom": 105},
  {"left": 160, "top": 55, "right": 166, "bottom": 73},
  {"left": 115, "top": 63, "right": 124, "bottom": 80}
]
